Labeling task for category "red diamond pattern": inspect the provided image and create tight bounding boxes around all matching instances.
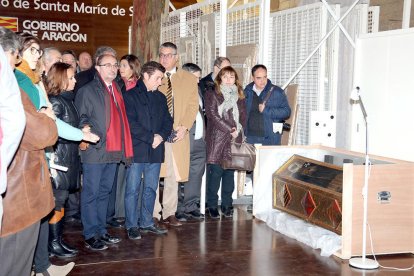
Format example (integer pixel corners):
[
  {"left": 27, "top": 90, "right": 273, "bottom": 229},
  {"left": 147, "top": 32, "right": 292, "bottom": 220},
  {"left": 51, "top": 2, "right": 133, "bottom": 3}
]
[{"left": 301, "top": 191, "right": 316, "bottom": 217}]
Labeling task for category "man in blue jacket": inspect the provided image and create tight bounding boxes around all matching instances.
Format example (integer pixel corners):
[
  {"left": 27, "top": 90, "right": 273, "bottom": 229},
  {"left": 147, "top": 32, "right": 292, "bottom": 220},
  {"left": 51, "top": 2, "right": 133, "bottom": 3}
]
[
  {"left": 123, "top": 61, "right": 173, "bottom": 239},
  {"left": 244, "top": 64, "right": 291, "bottom": 145}
]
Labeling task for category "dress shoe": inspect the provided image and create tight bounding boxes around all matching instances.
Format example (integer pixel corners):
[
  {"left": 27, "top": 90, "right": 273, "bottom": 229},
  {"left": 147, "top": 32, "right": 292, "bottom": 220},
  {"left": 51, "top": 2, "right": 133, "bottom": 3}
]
[
  {"left": 153, "top": 217, "right": 167, "bottom": 230},
  {"left": 186, "top": 210, "right": 204, "bottom": 221},
  {"left": 65, "top": 213, "right": 81, "bottom": 224},
  {"left": 175, "top": 212, "right": 188, "bottom": 222},
  {"left": 127, "top": 227, "right": 141, "bottom": 240},
  {"left": 107, "top": 218, "right": 124, "bottom": 228},
  {"left": 221, "top": 206, "right": 233, "bottom": 218},
  {"left": 85, "top": 237, "right": 108, "bottom": 251},
  {"left": 141, "top": 224, "right": 168, "bottom": 235},
  {"left": 206, "top": 207, "right": 220, "bottom": 219},
  {"left": 100, "top": 233, "right": 121, "bottom": 244},
  {"left": 163, "top": 215, "right": 182, "bottom": 226}
]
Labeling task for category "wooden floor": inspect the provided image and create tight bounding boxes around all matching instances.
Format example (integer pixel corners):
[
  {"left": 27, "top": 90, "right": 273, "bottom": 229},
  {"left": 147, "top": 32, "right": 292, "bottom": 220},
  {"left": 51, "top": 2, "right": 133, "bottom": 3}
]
[{"left": 57, "top": 206, "right": 413, "bottom": 275}]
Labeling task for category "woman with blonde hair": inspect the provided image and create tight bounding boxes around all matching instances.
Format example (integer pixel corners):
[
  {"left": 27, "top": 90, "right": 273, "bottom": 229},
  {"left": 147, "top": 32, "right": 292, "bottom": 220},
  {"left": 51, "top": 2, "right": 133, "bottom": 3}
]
[{"left": 204, "top": 66, "right": 246, "bottom": 219}]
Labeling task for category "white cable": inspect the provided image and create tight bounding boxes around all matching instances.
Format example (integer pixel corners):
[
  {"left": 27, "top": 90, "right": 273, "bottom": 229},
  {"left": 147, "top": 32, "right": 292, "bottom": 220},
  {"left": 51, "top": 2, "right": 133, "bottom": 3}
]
[{"left": 367, "top": 223, "right": 414, "bottom": 271}]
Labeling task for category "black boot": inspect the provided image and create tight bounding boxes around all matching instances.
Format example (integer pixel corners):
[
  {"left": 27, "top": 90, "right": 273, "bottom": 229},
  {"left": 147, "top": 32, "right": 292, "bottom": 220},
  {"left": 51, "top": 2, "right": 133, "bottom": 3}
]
[
  {"left": 49, "top": 220, "right": 77, "bottom": 258},
  {"left": 59, "top": 219, "right": 79, "bottom": 254}
]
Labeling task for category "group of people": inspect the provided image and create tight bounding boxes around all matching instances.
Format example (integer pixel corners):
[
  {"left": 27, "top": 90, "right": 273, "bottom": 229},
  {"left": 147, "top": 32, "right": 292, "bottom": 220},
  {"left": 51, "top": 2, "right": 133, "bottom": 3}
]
[{"left": 0, "top": 26, "right": 291, "bottom": 276}]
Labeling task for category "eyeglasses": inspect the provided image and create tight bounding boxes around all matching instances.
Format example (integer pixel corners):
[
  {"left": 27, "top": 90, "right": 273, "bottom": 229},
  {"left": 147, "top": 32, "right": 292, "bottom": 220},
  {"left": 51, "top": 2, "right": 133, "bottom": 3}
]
[
  {"left": 159, "top": 53, "right": 177, "bottom": 59},
  {"left": 98, "top": 63, "right": 119, "bottom": 69},
  {"left": 30, "top": 47, "right": 43, "bottom": 56}
]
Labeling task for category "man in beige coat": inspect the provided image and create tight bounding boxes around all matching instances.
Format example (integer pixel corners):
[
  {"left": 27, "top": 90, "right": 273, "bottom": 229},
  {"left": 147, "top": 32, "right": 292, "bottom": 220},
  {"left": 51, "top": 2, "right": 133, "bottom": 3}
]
[{"left": 153, "top": 42, "right": 198, "bottom": 226}]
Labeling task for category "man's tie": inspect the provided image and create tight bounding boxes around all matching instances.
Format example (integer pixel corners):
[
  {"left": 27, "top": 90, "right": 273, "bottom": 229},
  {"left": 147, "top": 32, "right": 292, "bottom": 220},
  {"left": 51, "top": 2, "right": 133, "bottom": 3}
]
[
  {"left": 166, "top": 72, "right": 173, "bottom": 116},
  {"left": 108, "top": 84, "right": 118, "bottom": 106}
]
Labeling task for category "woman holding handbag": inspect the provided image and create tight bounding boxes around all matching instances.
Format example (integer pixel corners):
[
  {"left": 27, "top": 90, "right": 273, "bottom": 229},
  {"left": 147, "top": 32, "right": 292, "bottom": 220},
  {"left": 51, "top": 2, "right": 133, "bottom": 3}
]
[{"left": 204, "top": 66, "right": 246, "bottom": 218}]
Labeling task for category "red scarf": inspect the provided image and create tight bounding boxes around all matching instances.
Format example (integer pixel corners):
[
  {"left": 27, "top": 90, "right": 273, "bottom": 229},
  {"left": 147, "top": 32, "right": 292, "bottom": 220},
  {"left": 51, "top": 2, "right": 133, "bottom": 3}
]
[
  {"left": 105, "top": 81, "right": 133, "bottom": 159},
  {"left": 123, "top": 76, "right": 138, "bottom": 91}
]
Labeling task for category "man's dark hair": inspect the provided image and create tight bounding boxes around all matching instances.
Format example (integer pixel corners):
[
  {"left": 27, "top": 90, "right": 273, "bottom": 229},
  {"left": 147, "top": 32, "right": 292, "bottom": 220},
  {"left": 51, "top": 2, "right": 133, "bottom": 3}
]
[
  {"left": 251, "top": 64, "right": 267, "bottom": 76},
  {"left": 213, "top": 57, "right": 231, "bottom": 68},
  {"left": 159, "top": 42, "right": 177, "bottom": 53},
  {"left": 182, "top": 63, "right": 201, "bottom": 74},
  {"left": 0, "top": 27, "right": 21, "bottom": 53},
  {"left": 141, "top": 61, "right": 166, "bottom": 78}
]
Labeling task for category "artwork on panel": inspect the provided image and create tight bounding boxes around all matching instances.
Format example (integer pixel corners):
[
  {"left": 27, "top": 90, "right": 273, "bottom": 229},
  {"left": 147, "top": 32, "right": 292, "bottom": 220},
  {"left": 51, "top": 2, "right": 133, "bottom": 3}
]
[
  {"left": 179, "top": 37, "right": 195, "bottom": 65},
  {"left": 200, "top": 14, "right": 215, "bottom": 75},
  {"left": 226, "top": 44, "right": 258, "bottom": 87}
]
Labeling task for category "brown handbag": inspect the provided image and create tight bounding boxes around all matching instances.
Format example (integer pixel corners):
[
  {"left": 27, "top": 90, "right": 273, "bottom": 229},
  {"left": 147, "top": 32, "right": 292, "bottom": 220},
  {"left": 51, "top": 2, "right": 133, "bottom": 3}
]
[{"left": 221, "top": 131, "right": 256, "bottom": 171}]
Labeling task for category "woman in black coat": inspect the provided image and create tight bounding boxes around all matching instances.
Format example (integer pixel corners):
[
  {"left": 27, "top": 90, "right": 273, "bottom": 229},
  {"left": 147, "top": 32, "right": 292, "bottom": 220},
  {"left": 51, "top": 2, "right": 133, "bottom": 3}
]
[{"left": 46, "top": 62, "right": 99, "bottom": 258}]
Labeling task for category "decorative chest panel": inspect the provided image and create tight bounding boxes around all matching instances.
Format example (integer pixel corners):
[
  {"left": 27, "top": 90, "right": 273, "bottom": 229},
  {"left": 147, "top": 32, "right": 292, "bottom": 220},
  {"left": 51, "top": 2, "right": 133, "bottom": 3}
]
[{"left": 272, "top": 155, "right": 343, "bottom": 234}]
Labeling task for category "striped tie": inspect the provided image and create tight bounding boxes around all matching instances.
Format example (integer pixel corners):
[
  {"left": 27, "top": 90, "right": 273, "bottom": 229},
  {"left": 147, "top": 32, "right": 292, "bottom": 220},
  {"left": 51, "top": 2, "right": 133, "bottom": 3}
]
[{"left": 166, "top": 72, "right": 173, "bottom": 116}]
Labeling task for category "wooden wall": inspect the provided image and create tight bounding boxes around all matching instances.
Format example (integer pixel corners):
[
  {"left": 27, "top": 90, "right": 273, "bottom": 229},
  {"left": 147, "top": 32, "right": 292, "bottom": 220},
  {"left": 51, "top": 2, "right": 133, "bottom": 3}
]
[{"left": 0, "top": 0, "right": 133, "bottom": 58}]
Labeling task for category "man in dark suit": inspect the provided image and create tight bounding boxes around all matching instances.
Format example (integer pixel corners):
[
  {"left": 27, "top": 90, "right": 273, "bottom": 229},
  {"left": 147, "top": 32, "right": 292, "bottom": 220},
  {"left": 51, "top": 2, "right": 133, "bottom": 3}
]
[
  {"left": 75, "top": 54, "right": 133, "bottom": 251},
  {"left": 123, "top": 61, "right": 173, "bottom": 239},
  {"left": 69, "top": 46, "right": 126, "bottom": 229}
]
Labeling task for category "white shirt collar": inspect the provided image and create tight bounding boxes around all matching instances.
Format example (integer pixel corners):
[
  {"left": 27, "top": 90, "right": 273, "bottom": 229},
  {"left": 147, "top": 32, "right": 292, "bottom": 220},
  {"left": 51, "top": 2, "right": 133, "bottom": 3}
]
[
  {"left": 166, "top": 67, "right": 177, "bottom": 76},
  {"left": 252, "top": 84, "right": 263, "bottom": 96}
]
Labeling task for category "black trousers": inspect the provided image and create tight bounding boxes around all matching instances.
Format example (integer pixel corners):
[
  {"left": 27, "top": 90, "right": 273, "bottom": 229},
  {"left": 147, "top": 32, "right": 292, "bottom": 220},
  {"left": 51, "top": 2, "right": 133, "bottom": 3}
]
[{"left": 206, "top": 164, "right": 234, "bottom": 209}]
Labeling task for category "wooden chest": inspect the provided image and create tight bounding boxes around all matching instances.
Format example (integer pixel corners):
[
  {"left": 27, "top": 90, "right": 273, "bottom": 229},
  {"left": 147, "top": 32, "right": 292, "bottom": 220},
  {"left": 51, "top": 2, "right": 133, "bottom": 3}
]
[{"left": 272, "top": 155, "right": 343, "bottom": 234}]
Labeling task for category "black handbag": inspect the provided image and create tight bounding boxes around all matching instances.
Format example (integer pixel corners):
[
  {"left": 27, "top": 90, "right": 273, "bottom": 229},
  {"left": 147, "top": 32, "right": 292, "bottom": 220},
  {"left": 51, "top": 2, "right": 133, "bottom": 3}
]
[{"left": 221, "top": 131, "right": 256, "bottom": 171}]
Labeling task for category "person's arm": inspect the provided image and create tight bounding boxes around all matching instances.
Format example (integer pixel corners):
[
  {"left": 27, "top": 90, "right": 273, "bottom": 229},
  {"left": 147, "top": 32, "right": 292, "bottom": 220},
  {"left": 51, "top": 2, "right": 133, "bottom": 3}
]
[
  {"left": 19, "top": 92, "right": 58, "bottom": 151},
  {"left": 0, "top": 70, "right": 25, "bottom": 168},
  {"left": 175, "top": 73, "right": 199, "bottom": 141},
  {"left": 263, "top": 87, "right": 291, "bottom": 121},
  {"left": 124, "top": 91, "right": 153, "bottom": 145},
  {"left": 204, "top": 89, "right": 233, "bottom": 133},
  {"left": 158, "top": 93, "right": 174, "bottom": 142}
]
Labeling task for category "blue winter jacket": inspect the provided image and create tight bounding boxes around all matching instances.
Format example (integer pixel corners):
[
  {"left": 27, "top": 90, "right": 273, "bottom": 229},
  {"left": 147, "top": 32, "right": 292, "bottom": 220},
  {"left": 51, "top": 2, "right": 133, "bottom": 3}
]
[{"left": 244, "top": 80, "right": 291, "bottom": 145}]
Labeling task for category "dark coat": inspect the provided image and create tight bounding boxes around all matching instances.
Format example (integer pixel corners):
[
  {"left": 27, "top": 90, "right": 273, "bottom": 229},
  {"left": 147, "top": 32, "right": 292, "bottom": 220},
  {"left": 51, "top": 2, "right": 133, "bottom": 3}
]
[
  {"left": 74, "top": 67, "right": 125, "bottom": 95},
  {"left": 244, "top": 80, "right": 291, "bottom": 145},
  {"left": 123, "top": 79, "right": 173, "bottom": 163},
  {"left": 204, "top": 88, "right": 246, "bottom": 164},
  {"left": 1, "top": 92, "right": 57, "bottom": 237},
  {"left": 199, "top": 72, "right": 214, "bottom": 98},
  {"left": 49, "top": 91, "right": 80, "bottom": 191},
  {"left": 74, "top": 74, "right": 126, "bottom": 163}
]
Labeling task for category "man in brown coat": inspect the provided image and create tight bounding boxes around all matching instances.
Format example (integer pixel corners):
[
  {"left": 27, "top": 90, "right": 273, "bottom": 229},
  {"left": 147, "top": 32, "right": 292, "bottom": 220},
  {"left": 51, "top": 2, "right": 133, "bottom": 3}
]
[
  {"left": 153, "top": 42, "right": 198, "bottom": 226},
  {"left": 0, "top": 91, "right": 57, "bottom": 276}
]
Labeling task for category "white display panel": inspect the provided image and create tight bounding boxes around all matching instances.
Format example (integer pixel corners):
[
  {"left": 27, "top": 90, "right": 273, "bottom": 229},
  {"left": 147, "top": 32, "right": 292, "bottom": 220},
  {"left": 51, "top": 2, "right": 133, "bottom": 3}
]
[{"left": 352, "top": 28, "right": 414, "bottom": 161}]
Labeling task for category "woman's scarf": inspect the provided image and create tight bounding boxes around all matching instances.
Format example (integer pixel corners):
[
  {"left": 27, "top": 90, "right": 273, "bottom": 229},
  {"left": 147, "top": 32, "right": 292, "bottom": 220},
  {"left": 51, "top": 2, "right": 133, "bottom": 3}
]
[
  {"left": 15, "top": 59, "right": 41, "bottom": 84},
  {"left": 123, "top": 76, "right": 138, "bottom": 91},
  {"left": 218, "top": 84, "right": 242, "bottom": 132}
]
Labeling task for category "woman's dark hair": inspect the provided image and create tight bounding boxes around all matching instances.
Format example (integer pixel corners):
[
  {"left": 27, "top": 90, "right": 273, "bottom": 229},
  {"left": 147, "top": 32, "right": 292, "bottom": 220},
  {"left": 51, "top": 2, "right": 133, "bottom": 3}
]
[
  {"left": 46, "top": 62, "right": 73, "bottom": 96},
  {"left": 17, "top": 32, "right": 41, "bottom": 54},
  {"left": 120, "top": 54, "right": 142, "bottom": 79},
  {"left": 214, "top": 66, "right": 245, "bottom": 99}
]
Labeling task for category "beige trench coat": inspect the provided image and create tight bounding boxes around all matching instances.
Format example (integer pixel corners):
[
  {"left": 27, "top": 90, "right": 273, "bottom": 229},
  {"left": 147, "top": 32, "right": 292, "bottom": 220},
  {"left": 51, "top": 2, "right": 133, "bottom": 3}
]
[{"left": 159, "top": 69, "right": 198, "bottom": 182}]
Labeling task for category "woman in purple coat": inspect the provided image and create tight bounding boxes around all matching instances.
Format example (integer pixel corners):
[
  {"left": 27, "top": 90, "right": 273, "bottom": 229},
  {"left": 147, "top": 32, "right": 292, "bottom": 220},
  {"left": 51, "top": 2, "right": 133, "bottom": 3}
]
[{"left": 204, "top": 66, "right": 246, "bottom": 219}]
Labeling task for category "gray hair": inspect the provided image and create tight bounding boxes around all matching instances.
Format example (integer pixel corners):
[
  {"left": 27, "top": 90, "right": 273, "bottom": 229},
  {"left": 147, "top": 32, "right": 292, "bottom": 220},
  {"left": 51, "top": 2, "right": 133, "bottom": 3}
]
[
  {"left": 42, "top": 47, "right": 61, "bottom": 64},
  {"left": 94, "top": 46, "right": 116, "bottom": 64},
  {"left": 0, "top": 27, "right": 21, "bottom": 54}
]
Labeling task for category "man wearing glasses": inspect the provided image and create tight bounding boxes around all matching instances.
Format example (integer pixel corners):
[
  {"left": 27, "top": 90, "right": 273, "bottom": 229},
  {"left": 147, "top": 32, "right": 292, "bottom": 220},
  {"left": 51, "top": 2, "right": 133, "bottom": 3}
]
[
  {"left": 153, "top": 42, "right": 198, "bottom": 227},
  {"left": 75, "top": 54, "right": 134, "bottom": 251},
  {"left": 199, "top": 56, "right": 231, "bottom": 97}
]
